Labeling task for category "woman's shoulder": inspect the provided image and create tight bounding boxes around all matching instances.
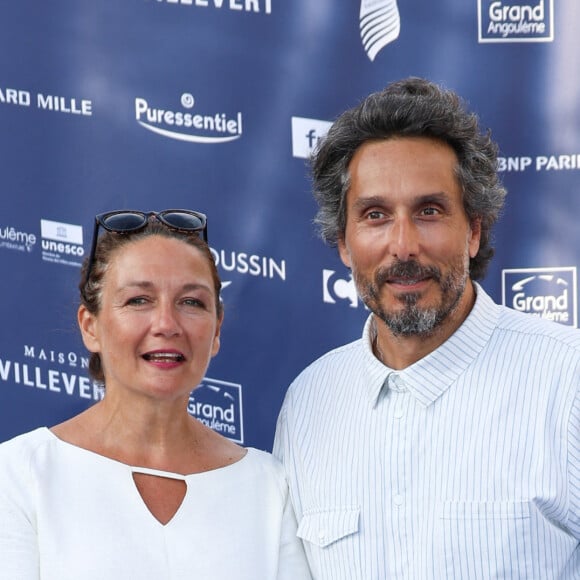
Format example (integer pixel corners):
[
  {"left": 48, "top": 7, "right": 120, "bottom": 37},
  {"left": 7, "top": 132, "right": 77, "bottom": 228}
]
[
  {"left": 242, "top": 447, "right": 286, "bottom": 485},
  {"left": 0, "top": 427, "right": 54, "bottom": 491},
  {"left": 219, "top": 447, "right": 287, "bottom": 501},
  {"left": 245, "top": 446, "right": 282, "bottom": 466},
  {"left": 0, "top": 427, "right": 52, "bottom": 459}
]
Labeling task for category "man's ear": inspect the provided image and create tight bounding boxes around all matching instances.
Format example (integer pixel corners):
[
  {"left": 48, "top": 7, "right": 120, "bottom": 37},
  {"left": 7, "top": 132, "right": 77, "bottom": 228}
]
[
  {"left": 338, "top": 237, "right": 352, "bottom": 269},
  {"left": 469, "top": 217, "right": 482, "bottom": 259}
]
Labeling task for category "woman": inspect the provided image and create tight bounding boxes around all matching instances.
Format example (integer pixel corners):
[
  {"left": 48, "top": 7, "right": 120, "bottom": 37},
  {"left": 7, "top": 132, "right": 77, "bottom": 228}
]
[{"left": 0, "top": 209, "right": 311, "bottom": 579}]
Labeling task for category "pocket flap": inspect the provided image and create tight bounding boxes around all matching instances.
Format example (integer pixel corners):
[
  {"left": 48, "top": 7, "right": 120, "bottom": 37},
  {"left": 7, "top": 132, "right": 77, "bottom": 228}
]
[{"left": 297, "top": 507, "right": 360, "bottom": 548}]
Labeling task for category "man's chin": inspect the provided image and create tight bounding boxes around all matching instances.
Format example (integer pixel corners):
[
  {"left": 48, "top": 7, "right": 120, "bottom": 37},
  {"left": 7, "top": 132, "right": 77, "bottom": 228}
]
[
  {"left": 378, "top": 306, "right": 441, "bottom": 337},
  {"left": 384, "top": 288, "right": 432, "bottom": 308}
]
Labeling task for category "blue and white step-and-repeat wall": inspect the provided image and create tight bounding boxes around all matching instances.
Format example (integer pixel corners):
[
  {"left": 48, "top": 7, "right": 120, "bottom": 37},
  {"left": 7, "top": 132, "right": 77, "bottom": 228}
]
[{"left": 1, "top": 1, "right": 578, "bottom": 450}]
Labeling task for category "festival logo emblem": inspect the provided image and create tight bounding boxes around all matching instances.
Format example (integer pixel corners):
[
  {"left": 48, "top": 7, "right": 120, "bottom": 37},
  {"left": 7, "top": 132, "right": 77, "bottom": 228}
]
[
  {"left": 188, "top": 377, "right": 244, "bottom": 443},
  {"left": 502, "top": 267, "right": 577, "bottom": 327},
  {"left": 0, "top": 222, "right": 36, "bottom": 253},
  {"left": 360, "top": 0, "right": 400, "bottom": 61},
  {"left": 478, "top": 0, "right": 554, "bottom": 43}
]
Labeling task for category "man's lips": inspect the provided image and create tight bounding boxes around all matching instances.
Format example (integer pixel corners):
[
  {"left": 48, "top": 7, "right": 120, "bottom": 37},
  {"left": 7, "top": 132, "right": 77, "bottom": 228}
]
[{"left": 387, "top": 276, "right": 430, "bottom": 286}]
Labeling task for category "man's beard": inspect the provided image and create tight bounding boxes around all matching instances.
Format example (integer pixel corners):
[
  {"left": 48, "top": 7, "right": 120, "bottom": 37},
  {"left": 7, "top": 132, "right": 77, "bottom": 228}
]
[{"left": 354, "top": 257, "right": 469, "bottom": 337}]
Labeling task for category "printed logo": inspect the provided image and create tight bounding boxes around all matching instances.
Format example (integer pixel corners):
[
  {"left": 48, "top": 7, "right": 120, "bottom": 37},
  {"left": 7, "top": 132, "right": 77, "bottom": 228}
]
[
  {"left": 291, "top": 116, "right": 332, "bottom": 159},
  {"left": 188, "top": 377, "right": 244, "bottom": 443},
  {"left": 135, "top": 93, "right": 243, "bottom": 144},
  {"left": 0, "top": 342, "right": 102, "bottom": 403},
  {"left": 150, "top": 0, "right": 272, "bottom": 15},
  {"left": 40, "top": 219, "right": 84, "bottom": 267},
  {"left": 24, "top": 344, "right": 89, "bottom": 369},
  {"left": 210, "top": 245, "right": 286, "bottom": 292},
  {"left": 498, "top": 153, "right": 580, "bottom": 173},
  {"left": 323, "top": 269, "right": 360, "bottom": 308},
  {"left": 360, "top": 0, "right": 400, "bottom": 61},
  {"left": 0, "top": 86, "right": 92, "bottom": 116},
  {"left": 478, "top": 0, "right": 554, "bottom": 43},
  {"left": 0, "top": 223, "right": 36, "bottom": 253},
  {"left": 502, "top": 267, "right": 577, "bottom": 327}
]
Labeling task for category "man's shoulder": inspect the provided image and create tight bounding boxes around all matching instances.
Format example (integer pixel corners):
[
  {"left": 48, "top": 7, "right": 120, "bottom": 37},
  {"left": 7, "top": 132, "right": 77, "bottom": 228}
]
[
  {"left": 295, "top": 337, "right": 365, "bottom": 379},
  {"left": 494, "top": 302, "right": 580, "bottom": 350},
  {"left": 283, "top": 337, "right": 365, "bottom": 403}
]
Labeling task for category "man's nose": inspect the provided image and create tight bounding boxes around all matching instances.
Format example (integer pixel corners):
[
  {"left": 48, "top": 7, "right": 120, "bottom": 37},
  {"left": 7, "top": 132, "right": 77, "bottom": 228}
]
[{"left": 389, "top": 217, "right": 420, "bottom": 262}]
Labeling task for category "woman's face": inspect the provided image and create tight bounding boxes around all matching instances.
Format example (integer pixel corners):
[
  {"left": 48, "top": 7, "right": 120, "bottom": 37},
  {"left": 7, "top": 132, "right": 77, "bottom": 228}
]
[{"left": 78, "top": 235, "right": 222, "bottom": 404}]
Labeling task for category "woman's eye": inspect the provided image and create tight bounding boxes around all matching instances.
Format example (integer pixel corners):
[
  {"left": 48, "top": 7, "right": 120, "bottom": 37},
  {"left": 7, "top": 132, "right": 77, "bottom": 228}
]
[{"left": 125, "top": 296, "right": 149, "bottom": 307}]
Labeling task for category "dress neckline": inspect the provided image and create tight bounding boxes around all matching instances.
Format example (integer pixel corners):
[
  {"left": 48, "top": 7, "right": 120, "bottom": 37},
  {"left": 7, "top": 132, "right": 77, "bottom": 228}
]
[{"left": 42, "top": 426, "right": 250, "bottom": 479}]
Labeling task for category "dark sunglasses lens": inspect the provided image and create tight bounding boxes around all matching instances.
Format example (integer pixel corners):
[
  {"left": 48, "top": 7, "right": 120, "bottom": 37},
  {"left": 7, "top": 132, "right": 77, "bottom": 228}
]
[
  {"left": 102, "top": 212, "right": 147, "bottom": 231},
  {"left": 163, "top": 212, "right": 205, "bottom": 230}
]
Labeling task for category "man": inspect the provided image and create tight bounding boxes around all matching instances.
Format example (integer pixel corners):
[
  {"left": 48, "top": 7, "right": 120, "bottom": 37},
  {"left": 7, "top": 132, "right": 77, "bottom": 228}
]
[{"left": 273, "top": 77, "right": 580, "bottom": 579}]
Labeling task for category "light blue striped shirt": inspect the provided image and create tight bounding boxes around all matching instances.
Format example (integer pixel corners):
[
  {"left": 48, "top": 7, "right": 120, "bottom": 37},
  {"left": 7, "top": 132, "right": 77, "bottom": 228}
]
[{"left": 273, "top": 284, "right": 580, "bottom": 579}]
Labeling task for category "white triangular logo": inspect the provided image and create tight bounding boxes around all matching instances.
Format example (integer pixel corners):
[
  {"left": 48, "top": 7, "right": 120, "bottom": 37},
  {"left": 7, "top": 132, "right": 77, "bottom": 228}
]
[{"left": 360, "top": 0, "right": 401, "bottom": 61}]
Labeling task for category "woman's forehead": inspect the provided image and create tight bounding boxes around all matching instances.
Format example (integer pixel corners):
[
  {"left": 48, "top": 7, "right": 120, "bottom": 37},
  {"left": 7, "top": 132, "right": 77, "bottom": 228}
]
[{"left": 108, "top": 236, "right": 212, "bottom": 278}]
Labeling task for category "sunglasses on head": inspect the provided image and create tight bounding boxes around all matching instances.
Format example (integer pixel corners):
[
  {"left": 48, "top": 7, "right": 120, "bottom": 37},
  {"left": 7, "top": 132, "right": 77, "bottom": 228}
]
[{"left": 82, "top": 209, "right": 208, "bottom": 295}]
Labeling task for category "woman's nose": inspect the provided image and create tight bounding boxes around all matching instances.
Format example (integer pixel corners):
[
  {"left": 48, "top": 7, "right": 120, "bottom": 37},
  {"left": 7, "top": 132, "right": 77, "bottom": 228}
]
[{"left": 152, "top": 302, "right": 181, "bottom": 336}]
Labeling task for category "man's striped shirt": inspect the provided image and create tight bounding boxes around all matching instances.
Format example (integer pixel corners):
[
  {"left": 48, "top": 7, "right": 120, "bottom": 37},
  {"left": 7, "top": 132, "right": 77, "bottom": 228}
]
[{"left": 274, "top": 284, "right": 580, "bottom": 579}]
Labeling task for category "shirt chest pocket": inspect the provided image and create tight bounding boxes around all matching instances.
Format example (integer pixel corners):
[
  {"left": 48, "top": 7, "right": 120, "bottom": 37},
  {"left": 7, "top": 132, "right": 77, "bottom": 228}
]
[
  {"left": 297, "top": 507, "right": 360, "bottom": 548},
  {"left": 438, "top": 500, "right": 534, "bottom": 578}
]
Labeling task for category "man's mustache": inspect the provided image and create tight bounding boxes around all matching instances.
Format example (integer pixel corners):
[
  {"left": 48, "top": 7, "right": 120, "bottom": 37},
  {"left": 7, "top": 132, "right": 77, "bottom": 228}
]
[{"left": 374, "top": 260, "right": 441, "bottom": 287}]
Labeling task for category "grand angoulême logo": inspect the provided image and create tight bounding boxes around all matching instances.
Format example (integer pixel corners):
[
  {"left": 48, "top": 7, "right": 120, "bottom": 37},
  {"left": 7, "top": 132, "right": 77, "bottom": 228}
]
[{"left": 478, "top": 0, "right": 554, "bottom": 43}]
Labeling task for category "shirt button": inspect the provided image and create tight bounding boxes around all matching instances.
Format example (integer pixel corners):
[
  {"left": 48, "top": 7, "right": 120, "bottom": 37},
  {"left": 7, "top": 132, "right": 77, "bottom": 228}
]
[
  {"left": 318, "top": 531, "right": 326, "bottom": 543},
  {"left": 393, "top": 494, "right": 404, "bottom": 507},
  {"left": 393, "top": 405, "right": 404, "bottom": 419},
  {"left": 388, "top": 373, "right": 405, "bottom": 391}
]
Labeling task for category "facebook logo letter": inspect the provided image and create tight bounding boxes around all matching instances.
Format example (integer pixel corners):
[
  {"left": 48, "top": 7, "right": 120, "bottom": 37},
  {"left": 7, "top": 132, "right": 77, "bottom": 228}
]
[{"left": 291, "top": 117, "right": 332, "bottom": 159}]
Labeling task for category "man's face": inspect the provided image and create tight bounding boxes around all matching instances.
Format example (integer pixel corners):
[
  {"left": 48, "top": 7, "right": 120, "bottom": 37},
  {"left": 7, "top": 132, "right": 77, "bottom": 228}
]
[{"left": 338, "top": 137, "right": 481, "bottom": 337}]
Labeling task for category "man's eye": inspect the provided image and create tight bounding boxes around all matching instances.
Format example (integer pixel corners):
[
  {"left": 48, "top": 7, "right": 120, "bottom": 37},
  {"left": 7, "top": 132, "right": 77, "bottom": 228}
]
[
  {"left": 366, "top": 210, "right": 384, "bottom": 220},
  {"left": 421, "top": 207, "right": 440, "bottom": 216},
  {"left": 183, "top": 298, "right": 205, "bottom": 308}
]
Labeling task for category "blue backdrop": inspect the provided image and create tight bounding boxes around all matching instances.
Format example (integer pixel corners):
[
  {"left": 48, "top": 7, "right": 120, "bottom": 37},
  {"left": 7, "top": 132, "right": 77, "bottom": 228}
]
[{"left": 1, "top": 0, "right": 578, "bottom": 449}]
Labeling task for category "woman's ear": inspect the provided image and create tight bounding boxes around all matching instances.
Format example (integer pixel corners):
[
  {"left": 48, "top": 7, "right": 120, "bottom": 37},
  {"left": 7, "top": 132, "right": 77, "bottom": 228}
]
[
  {"left": 211, "top": 310, "right": 224, "bottom": 358},
  {"left": 77, "top": 305, "right": 100, "bottom": 353}
]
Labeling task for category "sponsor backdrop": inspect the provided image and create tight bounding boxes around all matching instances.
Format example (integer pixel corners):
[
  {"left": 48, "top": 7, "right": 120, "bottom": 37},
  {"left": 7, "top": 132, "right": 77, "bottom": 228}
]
[{"left": 0, "top": 0, "right": 578, "bottom": 449}]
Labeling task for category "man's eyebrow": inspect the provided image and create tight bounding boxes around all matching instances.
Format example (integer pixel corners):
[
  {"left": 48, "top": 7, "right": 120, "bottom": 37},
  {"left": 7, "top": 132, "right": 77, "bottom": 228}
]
[
  {"left": 350, "top": 191, "right": 451, "bottom": 211},
  {"left": 414, "top": 192, "right": 452, "bottom": 205},
  {"left": 350, "top": 195, "right": 386, "bottom": 210}
]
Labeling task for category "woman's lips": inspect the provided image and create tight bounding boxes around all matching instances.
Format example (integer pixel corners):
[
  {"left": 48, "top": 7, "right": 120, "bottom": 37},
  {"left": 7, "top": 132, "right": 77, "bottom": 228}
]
[{"left": 142, "top": 351, "right": 185, "bottom": 363}]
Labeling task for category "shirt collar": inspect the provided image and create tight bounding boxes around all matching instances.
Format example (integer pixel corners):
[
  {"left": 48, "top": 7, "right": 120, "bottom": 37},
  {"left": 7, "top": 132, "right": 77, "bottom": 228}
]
[{"left": 362, "top": 282, "right": 499, "bottom": 408}]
